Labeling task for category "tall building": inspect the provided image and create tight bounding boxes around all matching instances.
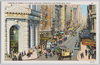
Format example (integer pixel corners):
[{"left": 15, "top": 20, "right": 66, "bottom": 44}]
[
  {"left": 39, "top": 5, "right": 52, "bottom": 49},
  {"left": 5, "top": 4, "right": 41, "bottom": 57},
  {"left": 61, "top": 5, "right": 65, "bottom": 31},
  {"left": 87, "top": 5, "right": 96, "bottom": 41},
  {"left": 51, "top": 5, "right": 55, "bottom": 38},
  {"left": 77, "top": 6, "right": 83, "bottom": 25},
  {"left": 40, "top": 5, "right": 51, "bottom": 38},
  {"left": 55, "top": 5, "right": 62, "bottom": 34}
]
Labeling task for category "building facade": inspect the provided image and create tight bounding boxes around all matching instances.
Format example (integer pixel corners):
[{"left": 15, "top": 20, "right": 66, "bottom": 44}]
[
  {"left": 61, "top": 5, "right": 65, "bottom": 31},
  {"left": 40, "top": 5, "right": 51, "bottom": 38},
  {"left": 5, "top": 4, "right": 41, "bottom": 56},
  {"left": 55, "top": 5, "right": 62, "bottom": 34},
  {"left": 87, "top": 5, "right": 96, "bottom": 41}
]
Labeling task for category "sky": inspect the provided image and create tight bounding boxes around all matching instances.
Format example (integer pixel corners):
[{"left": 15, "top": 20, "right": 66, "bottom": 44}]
[{"left": 80, "top": 5, "right": 87, "bottom": 16}]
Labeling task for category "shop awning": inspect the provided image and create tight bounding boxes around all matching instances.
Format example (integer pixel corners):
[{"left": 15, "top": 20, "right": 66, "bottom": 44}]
[{"left": 82, "top": 39, "right": 96, "bottom": 47}]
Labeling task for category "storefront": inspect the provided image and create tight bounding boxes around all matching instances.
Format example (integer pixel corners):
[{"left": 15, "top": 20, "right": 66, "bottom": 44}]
[
  {"left": 82, "top": 39, "right": 96, "bottom": 59},
  {"left": 82, "top": 39, "right": 96, "bottom": 47},
  {"left": 40, "top": 37, "right": 50, "bottom": 49}
]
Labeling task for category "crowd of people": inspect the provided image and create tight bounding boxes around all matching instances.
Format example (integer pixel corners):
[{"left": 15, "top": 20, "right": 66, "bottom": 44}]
[{"left": 80, "top": 48, "right": 96, "bottom": 59}]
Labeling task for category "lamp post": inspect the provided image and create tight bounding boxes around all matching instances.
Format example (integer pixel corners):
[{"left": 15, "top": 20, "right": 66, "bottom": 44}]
[{"left": 40, "top": 6, "right": 43, "bottom": 54}]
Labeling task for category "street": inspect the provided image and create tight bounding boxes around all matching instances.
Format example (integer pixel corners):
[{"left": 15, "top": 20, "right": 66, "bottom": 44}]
[
  {"left": 36, "top": 36, "right": 78, "bottom": 61},
  {"left": 3, "top": 4, "right": 97, "bottom": 62},
  {"left": 35, "top": 24, "right": 84, "bottom": 61}
]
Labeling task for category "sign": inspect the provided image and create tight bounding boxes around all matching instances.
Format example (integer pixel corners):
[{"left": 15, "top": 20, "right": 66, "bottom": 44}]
[
  {"left": 82, "top": 39, "right": 96, "bottom": 47},
  {"left": 82, "top": 42, "right": 96, "bottom": 47},
  {"left": 46, "top": 41, "right": 51, "bottom": 49}
]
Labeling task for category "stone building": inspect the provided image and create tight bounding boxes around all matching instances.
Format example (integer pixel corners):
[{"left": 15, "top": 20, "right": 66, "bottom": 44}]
[{"left": 5, "top": 4, "right": 41, "bottom": 56}]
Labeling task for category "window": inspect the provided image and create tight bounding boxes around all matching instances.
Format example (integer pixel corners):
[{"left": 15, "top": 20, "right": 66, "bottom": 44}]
[
  {"left": 10, "top": 26, "right": 18, "bottom": 53},
  {"left": 36, "top": 5, "right": 37, "bottom": 11},
  {"left": 29, "top": 5, "right": 31, "bottom": 9},
  {"left": 32, "top": 5, "right": 36, "bottom": 10}
]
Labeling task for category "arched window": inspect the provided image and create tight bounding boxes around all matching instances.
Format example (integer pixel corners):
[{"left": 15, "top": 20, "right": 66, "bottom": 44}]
[{"left": 10, "top": 26, "right": 18, "bottom": 53}]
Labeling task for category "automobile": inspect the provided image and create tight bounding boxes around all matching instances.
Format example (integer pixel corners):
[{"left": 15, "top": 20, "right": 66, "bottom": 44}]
[
  {"left": 73, "top": 32, "right": 77, "bottom": 36},
  {"left": 74, "top": 43, "right": 79, "bottom": 50},
  {"left": 64, "top": 37, "right": 67, "bottom": 41},
  {"left": 59, "top": 40, "right": 62, "bottom": 44},
  {"left": 51, "top": 46, "right": 55, "bottom": 51},
  {"left": 52, "top": 44, "right": 57, "bottom": 47},
  {"left": 80, "top": 28, "right": 82, "bottom": 30}
]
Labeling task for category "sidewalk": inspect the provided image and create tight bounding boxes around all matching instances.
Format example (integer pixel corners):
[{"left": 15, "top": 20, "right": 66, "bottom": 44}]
[
  {"left": 22, "top": 49, "right": 46, "bottom": 60},
  {"left": 22, "top": 51, "right": 38, "bottom": 60},
  {"left": 77, "top": 42, "right": 96, "bottom": 61}
]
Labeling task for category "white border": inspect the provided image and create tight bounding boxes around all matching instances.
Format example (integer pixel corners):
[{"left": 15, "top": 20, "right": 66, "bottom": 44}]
[{"left": 1, "top": 1, "right": 99, "bottom": 64}]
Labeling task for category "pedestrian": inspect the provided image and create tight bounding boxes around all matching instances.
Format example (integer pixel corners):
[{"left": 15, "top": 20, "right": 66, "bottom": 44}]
[
  {"left": 82, "top": 52, "right": 84, "bottom": 58},
  {"left": 45, "top": 53, "right": 48, "bottom": 58},
  {"left": 39, "top": 51, "right": 41, "bottom": 56},
  {"left": 85, "top": 49, "right": 87, "bottom": 56},
  {"left": 80, "top": 53, "right": 83, "bottom": 59},
  {"left": 22, "top": 52, "right": 23, "bottom": 56},
  {"left": 53, "top": 50, "right": 55, "bottom": 55},
  {"left": 24, "top": 51, "right": 26, "bottom": 55},
  {"left": 71, "top": 51, "right": 73, "bottom": 57},
  {"left": 90, "top": 50, "right": 92, "bottom": 56},
  {"left": 27, "top": 53, "right": 29, "bottom": 58},
  {"left": 88, "top": 53, "right": 90, "bottom": 59},
  {"left": 14, "top": 55, "right": 17, "bottom": 61},
  {"left": 50, "top": 52, "right": 52, "bottom": 57},
  {"left": 18, "top": 53, "right": 22, "bottom": 61},
  {"left": 58, "top": 52, "right": 60, "bottom": 60},
  {"left": 56, "top": 51, "right": 58, "bottom": 56},
  {"left": 60, "top": 51, "right": 62, "bottom": 60},
  {"left": 92, "top": 53, "right": 94, "bottom": 59},
  {"left": 69, "top": 52, "right": 72, "bottom": 60},
  {"left": 75, "top": 42, "right": 77, "bottom": 47}
]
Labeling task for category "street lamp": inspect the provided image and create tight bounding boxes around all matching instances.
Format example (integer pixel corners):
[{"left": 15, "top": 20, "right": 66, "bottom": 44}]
[{"left": 40, "top": 6, "right": 43, "bottom": 54}]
